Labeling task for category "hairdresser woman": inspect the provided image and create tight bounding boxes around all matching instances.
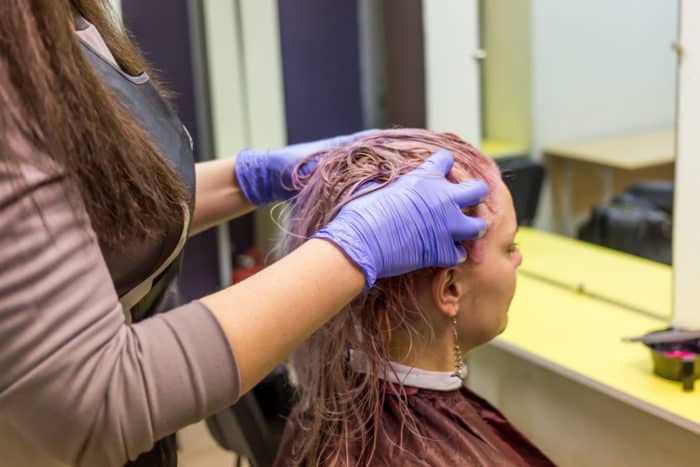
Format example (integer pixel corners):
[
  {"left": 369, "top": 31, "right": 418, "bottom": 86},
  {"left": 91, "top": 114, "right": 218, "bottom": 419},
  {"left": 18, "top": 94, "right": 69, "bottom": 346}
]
[{"left": 0, "top": 2, "right": 488, "bottom": 467}]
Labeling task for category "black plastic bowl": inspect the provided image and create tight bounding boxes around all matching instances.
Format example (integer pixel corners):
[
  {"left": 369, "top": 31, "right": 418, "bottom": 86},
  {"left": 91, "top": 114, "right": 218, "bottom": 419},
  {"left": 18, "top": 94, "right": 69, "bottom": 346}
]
[{"left": 644, "top": 328, "right": 700, "bottom": 391}]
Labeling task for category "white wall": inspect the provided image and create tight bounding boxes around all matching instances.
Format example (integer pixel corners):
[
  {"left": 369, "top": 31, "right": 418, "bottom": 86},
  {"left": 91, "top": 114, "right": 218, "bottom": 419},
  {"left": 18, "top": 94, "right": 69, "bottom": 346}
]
[
  {"left": 108, "top": 0, "right": 122, "bottom": 18},
  {"left": 530, "top": 0, "right": 679, "bottom": 231},
  {"left": 238, "top": 1, "right": 288, "bottom": 250},
  {"left": 482, "top": 0, "right": 532, "bottom": 148},
  {"left": 423, "top": 0, "right": 482, "bottom": 145},
  {"left": 202, "top": 0, "right": 287, "bottom": 284},
  {"left": 673, "top": 0, "right": 700, "bottom": 329},
  {"left": 531, "top": 0, "right": 679, "bottom": 155},
  {"left": 202, "top": 0, "right": 286, "bottom": 161}
]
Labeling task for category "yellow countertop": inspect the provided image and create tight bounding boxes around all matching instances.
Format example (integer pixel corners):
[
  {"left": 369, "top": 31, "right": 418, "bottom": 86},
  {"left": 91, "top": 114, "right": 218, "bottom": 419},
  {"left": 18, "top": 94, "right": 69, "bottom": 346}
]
[
  {"left": 497, "top": 274, "right": 700, "bottom": 433},
  {"left": 517, "top": 227, "right": 672, "bottom": 319},
  {"left": 480, "top": 139, "right": 528, "bottom": 159},
  {"left": 543, "top": 129, "right": 675, "bottom": 170}
]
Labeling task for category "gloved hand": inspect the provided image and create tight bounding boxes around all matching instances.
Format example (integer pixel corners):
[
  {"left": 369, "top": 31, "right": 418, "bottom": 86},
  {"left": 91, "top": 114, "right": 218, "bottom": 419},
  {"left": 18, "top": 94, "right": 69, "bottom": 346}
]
[
  {"left": 313, "top": 150, "right": 488, "bottom": 289},
  {"left": 235, "top": 130, "right": 376, "bottom": 205}
]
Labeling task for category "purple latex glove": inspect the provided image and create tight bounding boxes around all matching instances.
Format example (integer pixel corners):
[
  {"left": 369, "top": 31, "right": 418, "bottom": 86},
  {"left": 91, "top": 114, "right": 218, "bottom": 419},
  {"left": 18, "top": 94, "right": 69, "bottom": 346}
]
[
  {"left": 235, "top": 130, "right": 376, "bottom": 205},
  {"left": 313, "top": 150, "right": 489, "bottom": 290}
]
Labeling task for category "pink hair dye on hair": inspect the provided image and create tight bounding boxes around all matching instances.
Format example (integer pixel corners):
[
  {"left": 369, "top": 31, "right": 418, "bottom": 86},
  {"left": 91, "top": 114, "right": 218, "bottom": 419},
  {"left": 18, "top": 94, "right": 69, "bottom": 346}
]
[{"left": 277, "top": 129, "right": 502, "bottom": 466}]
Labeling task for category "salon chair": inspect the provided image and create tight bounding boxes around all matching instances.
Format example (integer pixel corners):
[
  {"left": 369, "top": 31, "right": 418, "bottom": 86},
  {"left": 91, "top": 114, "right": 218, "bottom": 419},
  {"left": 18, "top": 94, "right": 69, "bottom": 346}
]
[
  {"left": 497, "top": 157, "right": 546, "bottom": 226},
  {"left": 579, "top": 181, "right": 673, "bottom": 264},
  {"left": 206, "top": 365, "right": 293, "bottom": 467}
]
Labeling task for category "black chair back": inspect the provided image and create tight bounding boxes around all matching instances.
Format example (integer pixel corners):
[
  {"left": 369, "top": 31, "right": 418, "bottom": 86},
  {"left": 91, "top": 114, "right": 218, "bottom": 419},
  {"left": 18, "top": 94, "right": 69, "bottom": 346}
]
[
  {"left": 497, "top": 158, "right": 546, "bottom": 226},
  {"left": 205, "top": 365, "right": 293, "bottom": 467},
  {"left": 206, "top": 391, "right": 273, "bottom": 467}
]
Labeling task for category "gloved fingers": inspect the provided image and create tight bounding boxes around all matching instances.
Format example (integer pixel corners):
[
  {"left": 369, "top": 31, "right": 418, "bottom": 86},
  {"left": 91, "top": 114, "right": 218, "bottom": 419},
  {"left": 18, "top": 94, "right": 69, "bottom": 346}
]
[
  {"left": 453, "top": 244, "right": 468, "bottom": 265},
  {"left": 449, "top": 211, "right": 487, "bottom": 242},
  {"left": 285, "top": 129, "right": 378, "bottom": 160},
  {"left": 350, "top": 179, "right": 381, "bottom": 195},
  {"left": 435, "top": 243, "right": 468, "bottom": 267},
  {"left": 448, "top": 179, "right": 489, "bottom": 208},
  {"left": 295, "top": 155, "right": 320, "bottom": 177},
  {"left": 411, "top": 149, "right": 454, "bottom": 176}
]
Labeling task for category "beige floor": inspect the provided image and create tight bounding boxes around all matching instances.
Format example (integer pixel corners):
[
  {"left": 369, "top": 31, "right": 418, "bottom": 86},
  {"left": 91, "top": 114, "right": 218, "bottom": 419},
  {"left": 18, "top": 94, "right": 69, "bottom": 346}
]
[{"left": 178, "top": 421, "right": 249, "bottom": 467}]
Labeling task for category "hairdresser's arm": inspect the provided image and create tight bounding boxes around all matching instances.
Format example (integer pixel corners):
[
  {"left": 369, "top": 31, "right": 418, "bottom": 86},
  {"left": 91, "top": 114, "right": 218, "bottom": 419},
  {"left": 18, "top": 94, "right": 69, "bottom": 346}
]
[
  {"left": 190, "top": 157, "right": 254, "bottom": 236},
  {"left": 0, "top": 156, "right": 359, "bottom": 467},
  {"left": 202, "top": 239, "right": 363, "bottom": 393},
  {"left": 190, "top": 130, "right": 375, "bottom": 236}
]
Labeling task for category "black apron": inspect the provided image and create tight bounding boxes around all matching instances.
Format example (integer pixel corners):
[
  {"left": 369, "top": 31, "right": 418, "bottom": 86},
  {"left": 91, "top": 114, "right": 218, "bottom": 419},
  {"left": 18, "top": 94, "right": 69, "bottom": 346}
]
[{"left": 80, "top": 39, "right": 196, "bottom": 467}]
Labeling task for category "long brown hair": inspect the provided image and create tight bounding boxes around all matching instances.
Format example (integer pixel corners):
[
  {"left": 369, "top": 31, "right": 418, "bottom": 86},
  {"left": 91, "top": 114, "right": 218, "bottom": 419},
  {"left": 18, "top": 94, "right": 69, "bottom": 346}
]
[
  {"left": 279, "top": 129, "right": 501, "bottom": 465},
  {"left": 0, "top": 0, "right": 189, "bottom": 249}
]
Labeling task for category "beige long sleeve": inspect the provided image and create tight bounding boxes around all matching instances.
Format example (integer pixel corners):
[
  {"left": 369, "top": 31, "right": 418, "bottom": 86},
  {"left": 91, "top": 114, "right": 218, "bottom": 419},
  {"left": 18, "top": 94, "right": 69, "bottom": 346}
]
[{"left": 0, "top": 149, "right": 239, "bottom": 465}]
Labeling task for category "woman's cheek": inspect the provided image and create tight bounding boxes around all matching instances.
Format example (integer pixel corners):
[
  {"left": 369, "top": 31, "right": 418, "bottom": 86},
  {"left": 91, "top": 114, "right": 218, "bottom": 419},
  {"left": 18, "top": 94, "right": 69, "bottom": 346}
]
[{"left": 465, "top": 239, "right": 487, "bottom": 263}]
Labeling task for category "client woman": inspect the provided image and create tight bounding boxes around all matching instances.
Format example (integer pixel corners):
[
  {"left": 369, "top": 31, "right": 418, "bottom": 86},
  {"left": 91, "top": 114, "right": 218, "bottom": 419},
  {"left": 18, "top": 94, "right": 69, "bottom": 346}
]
[{"left": 273, "top": 129, "right": 555, "bottom": 466}]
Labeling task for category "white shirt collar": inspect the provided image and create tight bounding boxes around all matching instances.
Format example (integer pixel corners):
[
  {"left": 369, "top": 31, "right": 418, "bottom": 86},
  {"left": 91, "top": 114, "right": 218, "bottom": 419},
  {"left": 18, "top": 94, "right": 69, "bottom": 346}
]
[{"left": 349, "top": 350, "right": 466, "bottom": 391}]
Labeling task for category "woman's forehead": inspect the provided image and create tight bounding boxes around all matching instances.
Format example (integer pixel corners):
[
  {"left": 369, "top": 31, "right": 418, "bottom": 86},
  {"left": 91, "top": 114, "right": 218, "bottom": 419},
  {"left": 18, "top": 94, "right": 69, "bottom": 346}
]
[{"left": 489, "top": 185, "right": 517, "bottom": 238}]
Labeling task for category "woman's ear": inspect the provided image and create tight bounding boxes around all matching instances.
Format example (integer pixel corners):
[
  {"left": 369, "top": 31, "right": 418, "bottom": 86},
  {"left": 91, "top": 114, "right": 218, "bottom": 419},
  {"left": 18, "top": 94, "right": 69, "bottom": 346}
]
[{"left": 431, "top": 267, "right": 465, "bottom": 318}]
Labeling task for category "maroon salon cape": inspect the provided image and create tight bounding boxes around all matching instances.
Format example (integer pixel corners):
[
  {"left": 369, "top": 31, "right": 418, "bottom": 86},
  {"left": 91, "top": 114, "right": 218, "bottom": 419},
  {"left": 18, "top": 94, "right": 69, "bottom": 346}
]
[{"left": 274, "top": 384, "right": 556, "bottom": 466}]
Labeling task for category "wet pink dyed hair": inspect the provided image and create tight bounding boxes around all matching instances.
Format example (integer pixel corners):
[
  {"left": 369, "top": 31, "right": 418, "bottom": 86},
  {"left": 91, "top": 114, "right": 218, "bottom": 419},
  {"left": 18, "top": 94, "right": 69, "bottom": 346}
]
[{"left": 278, "top": 129, "right": 501, "bottom": 465}]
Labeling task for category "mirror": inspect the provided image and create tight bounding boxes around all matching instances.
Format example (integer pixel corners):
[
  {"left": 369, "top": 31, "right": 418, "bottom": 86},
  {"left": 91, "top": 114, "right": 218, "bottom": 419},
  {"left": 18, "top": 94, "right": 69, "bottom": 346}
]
[{"left": 356, "top": 0, "right": 678, "bottom": 319}]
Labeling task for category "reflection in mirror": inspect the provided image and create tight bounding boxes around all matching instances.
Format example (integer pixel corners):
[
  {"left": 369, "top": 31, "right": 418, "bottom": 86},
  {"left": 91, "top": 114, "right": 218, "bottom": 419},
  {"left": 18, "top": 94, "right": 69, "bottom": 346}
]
[{"left": 358, "top": 0, "right": 678, "bottom": 319}]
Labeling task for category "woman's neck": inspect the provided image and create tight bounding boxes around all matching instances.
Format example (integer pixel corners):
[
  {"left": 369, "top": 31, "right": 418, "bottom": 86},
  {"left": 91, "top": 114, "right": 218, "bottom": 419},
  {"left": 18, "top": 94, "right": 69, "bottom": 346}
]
[{"left": 388, "top": 326, "right": 457, "bottom": 373}]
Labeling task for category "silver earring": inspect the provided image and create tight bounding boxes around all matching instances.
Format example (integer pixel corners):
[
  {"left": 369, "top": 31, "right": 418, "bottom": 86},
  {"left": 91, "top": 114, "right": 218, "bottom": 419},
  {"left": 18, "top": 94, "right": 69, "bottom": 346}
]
[{"left": 451, "top": 312, "right": 466, "bottom": 380}]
